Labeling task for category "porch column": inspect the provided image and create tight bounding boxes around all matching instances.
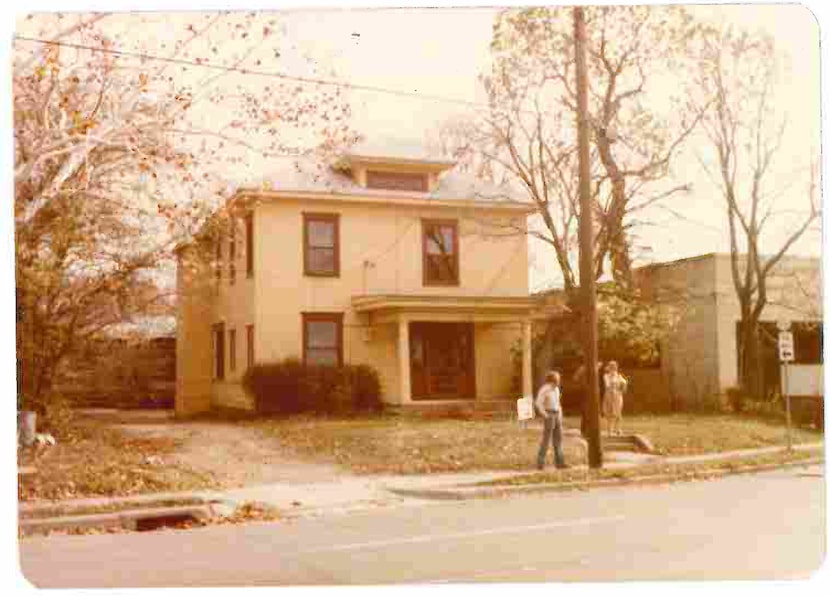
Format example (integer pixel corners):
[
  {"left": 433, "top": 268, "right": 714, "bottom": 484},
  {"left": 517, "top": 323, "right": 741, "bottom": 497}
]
[
  {"left": 398, "top": 316, "right": 412, "bottom": 403},
  {"left": 522, "top": 319, "right": 533, "bottom": 398}
]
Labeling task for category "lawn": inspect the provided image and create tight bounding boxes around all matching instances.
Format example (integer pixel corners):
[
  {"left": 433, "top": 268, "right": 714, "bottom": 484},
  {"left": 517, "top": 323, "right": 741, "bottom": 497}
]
[
  {"left": 18, "top": 411, "right": 823, "bottom": 501},
  {"left": 256, "top": 413, "right": 824, "bottom": 475},
  {"left": 18, "top": 419, "right": 218, "bottom": 502},
  {"left": 611, "top": 413, "right": 822, "bottom": 455}
]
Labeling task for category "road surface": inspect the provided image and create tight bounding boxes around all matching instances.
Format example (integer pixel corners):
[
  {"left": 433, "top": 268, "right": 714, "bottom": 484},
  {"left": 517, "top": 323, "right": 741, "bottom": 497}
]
[{"left": 19, "top": 465, "right": 826, "bottom": 587}]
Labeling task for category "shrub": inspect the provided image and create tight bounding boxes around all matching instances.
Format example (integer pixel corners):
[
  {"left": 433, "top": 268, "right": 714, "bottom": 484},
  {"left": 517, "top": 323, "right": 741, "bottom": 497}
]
[
  {"left": 693, "top": 392, "right": 726, "bottom": 414},
  {"left": 242, "top": 358, "right": 383, "bottom": 415},
  {"left": 243, "top": 358, "right": 307, "bottom": 414},
  {"left": 350, "top": 364, "right": 383, "bottom": 412},
  {"left": 725, "top": 386, "right": 747, "bottom": 413}
]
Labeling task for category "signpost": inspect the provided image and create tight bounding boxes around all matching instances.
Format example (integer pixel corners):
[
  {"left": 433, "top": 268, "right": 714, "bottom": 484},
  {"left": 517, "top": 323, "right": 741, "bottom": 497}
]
[{"left": 778, "top": 325, "right": 795, "bottom": 451}]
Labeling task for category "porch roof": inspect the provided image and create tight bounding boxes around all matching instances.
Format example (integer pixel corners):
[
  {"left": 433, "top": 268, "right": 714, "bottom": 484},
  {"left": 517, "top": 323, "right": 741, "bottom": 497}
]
[{"left": 351, "top": 294, "right": 566, "bottom": 321}]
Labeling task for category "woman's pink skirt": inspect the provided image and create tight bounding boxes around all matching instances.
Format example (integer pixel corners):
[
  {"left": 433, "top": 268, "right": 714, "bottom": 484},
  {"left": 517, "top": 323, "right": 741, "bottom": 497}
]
[{"left": 603, "top": 393, "right": 623, "bottom": 418}]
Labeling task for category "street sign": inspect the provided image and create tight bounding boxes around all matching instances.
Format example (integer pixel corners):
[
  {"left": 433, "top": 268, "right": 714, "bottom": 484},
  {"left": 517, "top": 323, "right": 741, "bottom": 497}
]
[{"left": 778, "top": 331, "right": 795, "bottom": 362}]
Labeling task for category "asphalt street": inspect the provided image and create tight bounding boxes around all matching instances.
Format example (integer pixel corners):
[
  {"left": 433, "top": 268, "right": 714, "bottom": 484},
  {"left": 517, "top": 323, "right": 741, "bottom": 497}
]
[{"left": 18, "top": 464, "right": 826, "bottom": 587}]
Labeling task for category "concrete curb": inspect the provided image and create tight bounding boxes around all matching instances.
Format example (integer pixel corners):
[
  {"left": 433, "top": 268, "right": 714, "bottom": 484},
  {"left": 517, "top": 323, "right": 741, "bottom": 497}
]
[
  {"left": 387, "top": 456, "right": 824, "bottom": 501},
  {"left": 19, "top": 504, "right": 218, "bottom": 536}
]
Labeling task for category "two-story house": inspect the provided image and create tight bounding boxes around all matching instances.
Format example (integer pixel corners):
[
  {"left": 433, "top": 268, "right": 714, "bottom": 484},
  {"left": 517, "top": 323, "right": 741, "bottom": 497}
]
[{"left": 175, "top": 151, "right": 546, "bottom": 415}]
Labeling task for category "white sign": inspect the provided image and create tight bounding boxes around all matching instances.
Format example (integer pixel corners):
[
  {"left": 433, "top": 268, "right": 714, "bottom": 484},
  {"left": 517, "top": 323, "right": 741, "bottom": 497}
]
[
  {"left": 786, "top": 364, "right": 824, "bottom": 396},
  {"left": 778, "top": 331, "right": 795, "bottom": 362},
  {"left": 517, "top": 396, "right": 535, "bottom": 421}
]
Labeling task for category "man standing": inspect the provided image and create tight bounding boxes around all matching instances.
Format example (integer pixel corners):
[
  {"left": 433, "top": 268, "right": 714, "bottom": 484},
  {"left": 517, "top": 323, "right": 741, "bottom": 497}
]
[{"left": 535, "top": 370, "right": 569, "bottom": 470}]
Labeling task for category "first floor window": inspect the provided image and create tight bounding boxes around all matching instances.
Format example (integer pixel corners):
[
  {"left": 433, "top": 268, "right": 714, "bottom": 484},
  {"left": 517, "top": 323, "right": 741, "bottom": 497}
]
[
  {"left": 229, "top": 328, "right": 237, "bottom": 372},
  {"left": 302, "top": 313, "right": 343, "bottom": 366},
  {"left": 212, "top": 323, "right": 225, "bottom": 380},
  {"left": 246, "top": 324, "right": 254, "bottom": 368}
]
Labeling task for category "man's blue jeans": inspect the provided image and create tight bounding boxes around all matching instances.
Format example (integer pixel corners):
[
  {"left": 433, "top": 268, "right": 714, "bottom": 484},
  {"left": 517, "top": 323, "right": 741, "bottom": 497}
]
[{"left": 537, "top": 410, "right": 565, "bottom": 469}]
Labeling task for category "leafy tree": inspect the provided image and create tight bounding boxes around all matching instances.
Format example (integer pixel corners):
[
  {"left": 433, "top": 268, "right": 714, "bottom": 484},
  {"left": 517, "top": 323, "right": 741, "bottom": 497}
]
[{"left": 14, "top": 13, "right": 355, "bottom": 418}]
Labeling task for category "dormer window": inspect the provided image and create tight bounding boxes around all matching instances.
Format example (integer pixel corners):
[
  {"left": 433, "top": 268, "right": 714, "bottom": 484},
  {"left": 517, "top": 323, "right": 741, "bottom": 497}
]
[
  {"left": 336, "top": 152, "right": 455, "bottom": 193},
  {"left": 366, "top": 170, "right": 428, "bottom": 192}
]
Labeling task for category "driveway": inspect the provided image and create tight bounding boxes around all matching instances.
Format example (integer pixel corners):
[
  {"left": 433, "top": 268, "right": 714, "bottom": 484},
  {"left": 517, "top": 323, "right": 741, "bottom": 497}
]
[{"left": 80, "top": 409, "right": 344, "bottom": 488}]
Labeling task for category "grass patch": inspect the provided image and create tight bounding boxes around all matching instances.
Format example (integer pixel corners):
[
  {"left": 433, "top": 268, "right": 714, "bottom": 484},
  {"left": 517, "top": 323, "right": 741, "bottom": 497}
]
[
  {"left": 252, "top": 413, "right": 822, "bottom": 475},
  {"left": 476, "top": 449, "right": 820, "bottom": 487},
  {"left": 619, "top": 413, "right": 822, "bottom": 456},
  {"left": 18, "top": 419, "right": 218, "bottom": 502},
  {"left": 252, "top": 415, "right": 580, "bottom": 474}
]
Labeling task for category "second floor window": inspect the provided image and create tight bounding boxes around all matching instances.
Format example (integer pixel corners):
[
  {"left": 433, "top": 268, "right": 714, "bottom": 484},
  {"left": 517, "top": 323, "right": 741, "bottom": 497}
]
[
  {"left": 423, "top": 220, "right": 459, "bottom": 286},
  {"left": 215, "top": 236, "right": 222, "bottom": 282},
  {"left": 304, "top": 213, "right": 340, "bottom": 277},
  {"left": 229, "top": 219, "right": 236, "bottom": 285},
  {"left": 245, "top": 213, "right": 254, "bottom": 278}
]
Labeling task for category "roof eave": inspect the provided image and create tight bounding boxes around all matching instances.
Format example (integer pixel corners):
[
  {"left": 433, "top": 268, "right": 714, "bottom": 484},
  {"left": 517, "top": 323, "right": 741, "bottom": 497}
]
[{"left": 237, "top": 188, "right": 536, "bottom": 213}]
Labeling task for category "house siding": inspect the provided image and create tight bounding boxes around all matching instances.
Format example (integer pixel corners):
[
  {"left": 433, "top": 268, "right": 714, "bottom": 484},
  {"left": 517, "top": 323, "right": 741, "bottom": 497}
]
[
  {"left": 713, "top": 254, "right": 822, "bottom": 395},
  {"left": 474, "top": 322, "right": 523, "bottom": 400},
  {"left": 205, "top": 216, "right": 258, "bottom": 411},
  {"left": 635, "top": 253, "right": 821, "bottom": 408},
  {"left": 636, "top": 254, "right": 719, "bottom": 407},
  {"left": 248, "top": 198, "right": 529, "bottom": 404},
  {"left": 175, "top": 246, "right": 214, "bottom": 415}
]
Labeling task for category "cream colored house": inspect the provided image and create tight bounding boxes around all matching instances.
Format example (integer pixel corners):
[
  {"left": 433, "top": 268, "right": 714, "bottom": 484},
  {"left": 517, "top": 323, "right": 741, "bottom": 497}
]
[
  {"left": 175, "top": 151, "right": 551, "bottom": 415},
  {"left": 635, "top": 253, "right": 823, "bottom": 407}
]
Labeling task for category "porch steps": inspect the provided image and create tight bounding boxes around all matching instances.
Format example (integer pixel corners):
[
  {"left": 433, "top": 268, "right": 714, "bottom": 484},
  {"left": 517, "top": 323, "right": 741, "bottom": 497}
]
[{"left": 601, "top": 434, "right": 655, "bottom": 454}]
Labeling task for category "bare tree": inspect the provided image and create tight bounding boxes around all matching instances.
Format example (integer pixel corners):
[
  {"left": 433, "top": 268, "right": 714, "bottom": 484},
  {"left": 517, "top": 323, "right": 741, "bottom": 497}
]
[
  {"left": 693, "top": 27, "right": 820, "bottom": 400},
  {"left": 445, "top": 5, "right": 703, "bottom": 297}
]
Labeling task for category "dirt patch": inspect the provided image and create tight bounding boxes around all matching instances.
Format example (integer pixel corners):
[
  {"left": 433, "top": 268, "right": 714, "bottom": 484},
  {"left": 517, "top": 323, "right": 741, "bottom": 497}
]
[{"left": 111, "top": 417, "right": 345, "bottom": 488}]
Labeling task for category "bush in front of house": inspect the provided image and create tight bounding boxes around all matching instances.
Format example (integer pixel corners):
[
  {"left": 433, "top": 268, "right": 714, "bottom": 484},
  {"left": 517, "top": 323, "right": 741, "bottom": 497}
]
[
  {"left": 242, "top": 358, "right": 383, "bottom": 415},
  {"left": 347, "top": 364, "right": 383, "bottom": 412}
]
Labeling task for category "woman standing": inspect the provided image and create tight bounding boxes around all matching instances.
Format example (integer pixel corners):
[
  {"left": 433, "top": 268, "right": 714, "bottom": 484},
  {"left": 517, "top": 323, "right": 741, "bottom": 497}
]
[{"left": 602, "top": 361, "right": 628, "bottom": 436}]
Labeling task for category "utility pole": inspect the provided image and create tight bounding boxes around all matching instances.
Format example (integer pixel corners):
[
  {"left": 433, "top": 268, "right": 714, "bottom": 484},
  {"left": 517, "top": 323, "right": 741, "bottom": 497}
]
[{"left": 574, "top": 6, "right": 602, "bottom": 468}]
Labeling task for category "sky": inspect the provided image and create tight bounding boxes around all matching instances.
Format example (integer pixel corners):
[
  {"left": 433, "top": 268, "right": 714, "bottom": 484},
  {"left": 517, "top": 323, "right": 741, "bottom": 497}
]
[
  {"left": 6, "top": 2, "right": 824, "bottom": 293},
  {"left": 274, "top": 4, "right": 822, "bottom": 290}
]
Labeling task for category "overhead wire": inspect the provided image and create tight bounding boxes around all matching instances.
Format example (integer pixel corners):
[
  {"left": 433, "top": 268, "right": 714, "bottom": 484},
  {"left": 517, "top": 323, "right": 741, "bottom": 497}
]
[{"left": 14, "top": 35, "right": 493, "bottom": 113}]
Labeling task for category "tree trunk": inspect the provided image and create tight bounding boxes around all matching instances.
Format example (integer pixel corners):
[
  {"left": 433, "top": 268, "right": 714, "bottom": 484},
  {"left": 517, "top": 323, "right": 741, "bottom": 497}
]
[{"left": 738, "top": 317, "right": 764, "bottom": 401}]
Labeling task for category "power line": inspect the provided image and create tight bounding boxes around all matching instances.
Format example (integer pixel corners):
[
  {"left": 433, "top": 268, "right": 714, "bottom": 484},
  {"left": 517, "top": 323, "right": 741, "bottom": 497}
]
[{"left": 14, "top": 35, "right": 490, "bottom": 112}]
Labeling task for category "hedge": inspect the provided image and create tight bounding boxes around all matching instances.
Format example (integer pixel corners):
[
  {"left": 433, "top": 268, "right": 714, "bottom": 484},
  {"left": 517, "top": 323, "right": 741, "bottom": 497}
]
[{"left": 242, "top": 358, "right": 383, "bottom": 415}]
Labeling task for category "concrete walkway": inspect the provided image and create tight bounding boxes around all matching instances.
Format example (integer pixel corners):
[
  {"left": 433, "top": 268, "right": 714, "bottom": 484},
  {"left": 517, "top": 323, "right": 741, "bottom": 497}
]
[{"left": 19, "top": 442, "right": 825, "bottom": 523}]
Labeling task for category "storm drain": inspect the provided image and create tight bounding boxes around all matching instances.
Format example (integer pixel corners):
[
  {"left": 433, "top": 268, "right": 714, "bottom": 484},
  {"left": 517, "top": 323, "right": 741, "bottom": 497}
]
[{"left": 135, "top": 512, "right": 202, "bottom": 531}]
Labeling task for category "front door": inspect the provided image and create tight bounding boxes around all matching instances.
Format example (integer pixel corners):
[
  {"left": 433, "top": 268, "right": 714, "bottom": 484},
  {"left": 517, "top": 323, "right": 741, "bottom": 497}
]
[{"left": 410, "top": 322, "right": 475, "bottom": 400}]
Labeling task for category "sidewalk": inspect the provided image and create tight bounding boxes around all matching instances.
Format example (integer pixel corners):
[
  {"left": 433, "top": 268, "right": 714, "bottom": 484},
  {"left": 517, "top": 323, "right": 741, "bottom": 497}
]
[{"left": 19, "top": 442, "right": 825, "bottom": 532}]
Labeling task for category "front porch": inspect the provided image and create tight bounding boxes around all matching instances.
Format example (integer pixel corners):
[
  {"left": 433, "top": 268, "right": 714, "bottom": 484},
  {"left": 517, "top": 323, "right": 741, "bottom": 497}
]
[{"left": 352, "top": 294, "right": 560, "bottom": 407}]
